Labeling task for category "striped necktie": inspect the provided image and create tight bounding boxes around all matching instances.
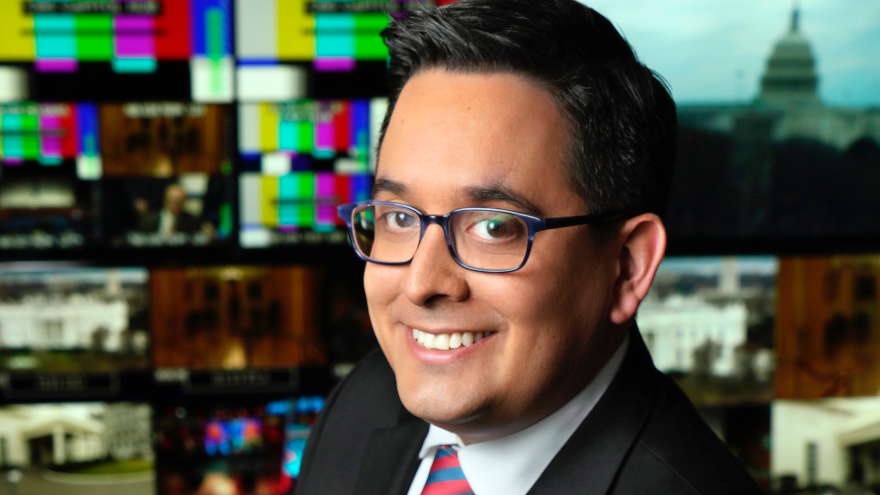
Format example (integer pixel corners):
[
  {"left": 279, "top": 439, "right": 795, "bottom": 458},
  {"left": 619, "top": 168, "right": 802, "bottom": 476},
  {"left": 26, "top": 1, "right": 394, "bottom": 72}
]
[{"left": 421, "top": 445, "right": 475, "bottom": 495}]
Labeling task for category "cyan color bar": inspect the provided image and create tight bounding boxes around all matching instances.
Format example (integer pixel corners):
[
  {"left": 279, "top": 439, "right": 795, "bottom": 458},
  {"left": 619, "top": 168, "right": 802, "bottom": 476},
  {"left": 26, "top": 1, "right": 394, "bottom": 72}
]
[
  {"left": 278, "top": 119, "right": 297, "bottom": 151},
  {"left": 34, "top": 14, "right": 76, "bottom": 58},
  {"left": 206, "top": 8, "right": 224, "bottom": 61},
  {"left": 112, "top": 58, "right": 158, "bottom": 72},
  {"left": 278, "top": 173, "right": 297, "bottom": 226},
  {"left": 315, "top": 13, "right": 355, "bottom": 58},
  {"left": 1, "top": 114, "right": 25, "bottom": 160}
]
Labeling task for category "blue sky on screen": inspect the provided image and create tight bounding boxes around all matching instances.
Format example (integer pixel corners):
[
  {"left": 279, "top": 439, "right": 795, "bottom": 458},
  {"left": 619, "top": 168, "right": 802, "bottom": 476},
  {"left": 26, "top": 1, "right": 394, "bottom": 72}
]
[
  {"left": 581, "top": 0, "right": 880, "bottom": 107},
  {"left": 658, "top": 256, "right": 778, "bottom": 276}
]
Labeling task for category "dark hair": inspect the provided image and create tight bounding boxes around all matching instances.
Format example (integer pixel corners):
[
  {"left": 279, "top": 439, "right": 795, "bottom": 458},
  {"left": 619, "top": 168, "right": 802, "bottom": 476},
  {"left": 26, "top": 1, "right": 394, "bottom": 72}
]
[{"left": 379, "top": 0, "right": 677, "bottom": 217}]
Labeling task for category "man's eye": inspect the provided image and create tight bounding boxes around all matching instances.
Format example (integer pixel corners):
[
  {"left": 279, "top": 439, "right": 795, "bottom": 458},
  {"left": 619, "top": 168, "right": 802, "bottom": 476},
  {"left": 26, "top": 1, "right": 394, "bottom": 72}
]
[
  {"left": 471, "top": 215, "right": 520, "bottom": 240},
  {"left": 385, "top": 211, "right": 418, "bottom": 230}
]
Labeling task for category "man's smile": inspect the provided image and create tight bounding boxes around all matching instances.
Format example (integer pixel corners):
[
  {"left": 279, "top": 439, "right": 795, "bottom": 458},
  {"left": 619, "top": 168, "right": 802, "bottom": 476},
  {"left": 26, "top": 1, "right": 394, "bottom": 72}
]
[{"left": 411, "top": 328, "right": 495, "bottom": 350}]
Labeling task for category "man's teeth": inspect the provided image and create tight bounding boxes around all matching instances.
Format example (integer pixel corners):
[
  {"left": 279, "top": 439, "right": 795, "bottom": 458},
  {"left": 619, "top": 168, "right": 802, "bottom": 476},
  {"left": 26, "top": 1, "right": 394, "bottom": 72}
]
[{"left": 412, "top": 329, "right": 487, "bottom": 350}]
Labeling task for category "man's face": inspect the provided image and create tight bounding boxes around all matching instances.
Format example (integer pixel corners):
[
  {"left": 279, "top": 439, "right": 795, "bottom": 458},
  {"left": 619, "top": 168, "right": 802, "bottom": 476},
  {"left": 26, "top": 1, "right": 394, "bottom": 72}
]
[
  {"left": 365, "top": 69, "right": 622, "bottom": 443},
  {"left": 165, "top": 185, "right": 185, "bottom": 216}
]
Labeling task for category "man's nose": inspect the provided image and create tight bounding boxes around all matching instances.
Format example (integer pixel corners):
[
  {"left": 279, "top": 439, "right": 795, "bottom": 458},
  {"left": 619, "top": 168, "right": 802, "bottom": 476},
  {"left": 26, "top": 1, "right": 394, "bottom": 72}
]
[{"left": 402, "top": 223, "right": 470, "bottom": 306}]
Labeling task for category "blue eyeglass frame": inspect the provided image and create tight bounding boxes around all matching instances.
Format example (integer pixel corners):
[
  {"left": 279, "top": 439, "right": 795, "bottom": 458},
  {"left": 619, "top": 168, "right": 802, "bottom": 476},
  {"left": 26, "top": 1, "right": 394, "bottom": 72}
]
[{"left": 338, "top": 200, "right": 626, "bottom": 273}]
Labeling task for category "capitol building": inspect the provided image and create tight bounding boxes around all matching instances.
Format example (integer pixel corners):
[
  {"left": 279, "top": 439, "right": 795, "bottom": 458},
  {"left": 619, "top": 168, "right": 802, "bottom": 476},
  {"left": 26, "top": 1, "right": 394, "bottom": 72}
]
[{"left": 666, "top": 7, "right": 880, "bottom": 241}]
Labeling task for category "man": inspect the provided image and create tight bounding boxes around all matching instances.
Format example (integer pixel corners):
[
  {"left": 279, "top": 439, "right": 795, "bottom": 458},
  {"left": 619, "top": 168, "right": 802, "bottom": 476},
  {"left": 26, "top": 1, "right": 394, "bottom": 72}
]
[
  {"left": 297, "top": 1, "right": 763, "bottom": 494},
  {"left": 137, "top": 183, "right": 201, "bottom": 235}
]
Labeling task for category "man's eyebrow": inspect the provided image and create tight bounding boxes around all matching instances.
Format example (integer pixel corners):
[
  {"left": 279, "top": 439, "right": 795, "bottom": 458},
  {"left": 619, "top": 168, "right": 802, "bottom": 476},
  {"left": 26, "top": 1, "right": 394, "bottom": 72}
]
[
  {"left": 372, "top": 177, "right": 407, "bottom": 197},
  {"left": 373, "top": 177, "right": 542, "bottom": 215},
  {"left": 463, "top": 184, "right": 542, "bottom": 215}
]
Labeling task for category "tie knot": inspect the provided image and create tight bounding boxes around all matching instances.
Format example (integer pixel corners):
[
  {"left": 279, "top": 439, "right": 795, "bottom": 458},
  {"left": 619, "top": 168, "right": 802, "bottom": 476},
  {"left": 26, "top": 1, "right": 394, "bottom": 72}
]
[{"left": 421, "top": 445, "right": 474, "bottom": 495}]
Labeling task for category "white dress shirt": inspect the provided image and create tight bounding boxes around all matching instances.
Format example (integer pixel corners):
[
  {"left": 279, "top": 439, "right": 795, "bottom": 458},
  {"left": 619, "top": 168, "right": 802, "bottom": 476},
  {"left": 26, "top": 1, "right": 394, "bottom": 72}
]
[{"left": 406, "top": 334, "right": 630, "bottom": 495}]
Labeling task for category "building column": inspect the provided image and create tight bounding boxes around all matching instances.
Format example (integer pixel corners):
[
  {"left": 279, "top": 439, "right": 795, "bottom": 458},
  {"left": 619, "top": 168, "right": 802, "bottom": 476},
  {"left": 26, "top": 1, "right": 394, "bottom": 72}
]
[{"left": 52, "top": 426, "right": 65, "bottom": 465}]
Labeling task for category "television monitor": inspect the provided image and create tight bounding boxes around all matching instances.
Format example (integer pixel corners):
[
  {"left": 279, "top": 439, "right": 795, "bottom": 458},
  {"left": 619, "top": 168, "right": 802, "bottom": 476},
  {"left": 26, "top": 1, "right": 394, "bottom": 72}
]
[
  {"left": 584, "top": 1, "right": 880, "bottom": 251},
  {"left": 0, "top": 102, "right": 101, "bottom": 251},
  {"left": 238, "top": 98, "right": 382, "bottom": 248},
  {"left": 639, "top": 256, "right": 777, "bottom": 405},
  {"left": 775, "top": 254, "right": 880, "bottom": 399},
  {"left": 234, "top": 0, "right": 436, "bottom": 72},
  {"left": 772, "top": 398, "right": 880, "bottom": 492},
  {"left": 0, "top": 0, "right": 233, "bottom": 102},
  {"left": 155, "top": 395, "right": 325, "bottom": 495},
  {"left": 98, "top": 102, "right": 235, "bottom": 248},
  {"left": 0, "top": 263, "right": 150, "bottom": 373},
  {"left": 0, "top": 401, "right": 154, "bottom": 494},
  {"left": 150, "top": 265, "right": 327, "bottom": 370}
]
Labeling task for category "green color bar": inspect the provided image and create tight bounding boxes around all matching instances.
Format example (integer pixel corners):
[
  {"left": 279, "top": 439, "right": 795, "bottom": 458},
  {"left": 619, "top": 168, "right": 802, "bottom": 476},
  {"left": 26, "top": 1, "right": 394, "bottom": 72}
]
[
  {"left": 296, "top": 172, "right": 315, "bottom": 228},
  {"left": 206, "top": 8, "right": 224, "bottom": 61},
  {"left": 22, "top": 114, "right": 39, "bottom": 159},
  {"left": 296, "top": 121, "right": 313, "bottom": 154},
  {"left": 76, "top": 10, "right": 112, "bottom": 60},
  {"left": 355, "top": 13, "right": 389, "bottom": 59},
  {"left": 219, "top": 202, "right": 232, "bottom": 238}
]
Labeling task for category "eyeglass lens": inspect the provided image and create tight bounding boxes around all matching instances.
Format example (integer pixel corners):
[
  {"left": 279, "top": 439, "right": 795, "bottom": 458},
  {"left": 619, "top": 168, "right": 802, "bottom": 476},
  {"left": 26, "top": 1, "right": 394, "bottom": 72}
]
[{"left": 350, "top": 204, "right": 530, "bottom": 271}]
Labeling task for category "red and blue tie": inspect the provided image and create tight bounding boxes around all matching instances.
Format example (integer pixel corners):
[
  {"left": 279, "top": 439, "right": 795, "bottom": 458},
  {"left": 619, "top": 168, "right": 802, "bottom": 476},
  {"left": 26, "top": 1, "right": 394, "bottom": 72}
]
[{"left": 421, "top": 445, "right": 475, "bottom": 495}]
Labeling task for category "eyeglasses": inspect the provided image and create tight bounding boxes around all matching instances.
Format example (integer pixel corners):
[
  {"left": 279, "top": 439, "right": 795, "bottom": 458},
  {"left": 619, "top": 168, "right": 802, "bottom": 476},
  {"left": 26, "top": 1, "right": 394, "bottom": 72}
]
[{"left": 337, "top": 200, "right": 625, "bottom": 273}]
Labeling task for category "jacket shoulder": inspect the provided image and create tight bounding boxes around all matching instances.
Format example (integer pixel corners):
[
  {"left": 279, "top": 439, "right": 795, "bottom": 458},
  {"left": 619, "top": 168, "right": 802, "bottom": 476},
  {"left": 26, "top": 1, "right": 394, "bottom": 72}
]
[
  {"left": 613, "top": 374, "right": 764, "bottom": 495},
  {"left": 296, "top": 349, "right": 403, "bottom": 494}
]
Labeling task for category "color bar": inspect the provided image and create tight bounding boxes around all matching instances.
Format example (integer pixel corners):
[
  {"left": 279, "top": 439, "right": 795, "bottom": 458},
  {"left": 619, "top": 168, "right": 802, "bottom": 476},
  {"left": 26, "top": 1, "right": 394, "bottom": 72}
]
[
  {"left": 260, "top": 174, "right": 280, "bottom": 228},
  {"left": 354, "top": 13, "right": 389, "bottom": 59},
  {"left": 334, "top": 100, "right": 351, "bottom": 154},
  {"left": 39, "top": 111, "right": 63, "bottom": 164},
  {"left": 279, "top": 173, "right": 297, "bottom": 228},
  {"left": 113, "top": 11, "right": 156, "bottom": 73},
  {"left": 315, "top": 172, "right": 336, "bottom": 231},
  {"left": 1, "top": 113, "right": 25, "bottom": 162},
  {"left": 76, "top": 7, "right": 113, "bottom": 62},
  {"left": 0, "top": 1, "right": 35, "bottom": 60},
  {"left": 277, "top": 0, "right": 313, "bottom": 60},
  {"left": 34, "top": 12, "right": 78, "bottom": 72},
  {"left": 77, "top": 102, "right": 99, "bottom": 158}
]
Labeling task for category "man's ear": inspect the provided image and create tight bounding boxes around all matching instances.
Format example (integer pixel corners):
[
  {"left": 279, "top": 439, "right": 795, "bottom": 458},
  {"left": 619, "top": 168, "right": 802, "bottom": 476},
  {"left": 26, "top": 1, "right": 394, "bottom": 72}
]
[{"left": 609, "top": 213, "right": 666, "bottom": 325}]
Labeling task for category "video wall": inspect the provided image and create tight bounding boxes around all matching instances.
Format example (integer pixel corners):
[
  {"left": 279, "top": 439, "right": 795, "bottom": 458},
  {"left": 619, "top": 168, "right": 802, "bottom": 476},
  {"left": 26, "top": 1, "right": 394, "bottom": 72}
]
[
  {"left": 0, "top": 0, "right": 442, "bottom": 259},
  {"left": 1, "top": 1, "right": 879, "bottom": 494},
  {"left": 0, "top": 1, "right": 427, "bottom": 493}
]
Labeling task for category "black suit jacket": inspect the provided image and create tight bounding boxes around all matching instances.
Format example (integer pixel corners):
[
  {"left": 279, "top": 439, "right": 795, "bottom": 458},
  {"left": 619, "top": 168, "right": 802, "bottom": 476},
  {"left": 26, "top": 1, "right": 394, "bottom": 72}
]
[
  {"left": 137, "top": 210, "right": 201, "bottom": 234},
  {"left": 296, "top": 328, "right": 763, "bottom": 494}
]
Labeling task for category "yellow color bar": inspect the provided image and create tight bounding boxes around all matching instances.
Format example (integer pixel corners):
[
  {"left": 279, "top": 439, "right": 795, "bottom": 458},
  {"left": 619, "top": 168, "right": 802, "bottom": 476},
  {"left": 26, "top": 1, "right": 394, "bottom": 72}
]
[
  {"left": 259, "top": 103, "right": 279, "bottom": 152},
  {"left": 0, "top": 1, "right": 36, "bottom": 59},
  {"left": 261, "top": 175, "right": 280, "bottom": 227},
  {"left": 278, "top": 0, "right": 313, "bottom": 60}
]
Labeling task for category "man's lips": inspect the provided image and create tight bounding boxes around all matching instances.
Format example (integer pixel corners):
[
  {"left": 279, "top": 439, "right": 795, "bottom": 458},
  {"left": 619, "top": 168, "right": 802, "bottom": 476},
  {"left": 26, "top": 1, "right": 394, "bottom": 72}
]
[{"left": 411, "top": 328, "right": 496, "bottom": 351}]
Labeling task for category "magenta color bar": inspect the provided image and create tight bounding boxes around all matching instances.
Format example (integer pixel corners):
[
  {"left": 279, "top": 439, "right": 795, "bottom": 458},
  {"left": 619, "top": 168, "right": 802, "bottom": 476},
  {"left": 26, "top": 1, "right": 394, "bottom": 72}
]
[
  {"left": 40, "top": 114, "right": 63, "bottom": 160},
  {"left": 315, "top": 172, "right": 336, "bottom": 225},
  {"left": 114, "top": 15, "right": 155, "bottom": 56},
  {"left": 35, "top": 59, "right": 78, "bottom": 72},
  {"left": 315, "top": 118, "right": 334, "bottom": 152},
  {"left": 314, "top": 57, "right": 356, "bottom": 72}
]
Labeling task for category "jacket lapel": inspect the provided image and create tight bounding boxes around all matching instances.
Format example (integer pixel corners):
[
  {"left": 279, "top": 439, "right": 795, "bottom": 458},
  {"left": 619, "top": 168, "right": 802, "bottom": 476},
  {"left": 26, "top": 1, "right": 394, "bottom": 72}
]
[
  {"left": 352, "top": 410, "right": 429, "bottom": 495},
  {"left": 527, "top": 327, "right": 661, "bottom": 495}
]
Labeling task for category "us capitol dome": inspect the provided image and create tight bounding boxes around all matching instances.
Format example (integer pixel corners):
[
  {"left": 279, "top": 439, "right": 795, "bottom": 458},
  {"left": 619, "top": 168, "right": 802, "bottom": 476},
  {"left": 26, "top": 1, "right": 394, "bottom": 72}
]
[{"left": 758, "top": 7, "right": 819, "bottom": 106}]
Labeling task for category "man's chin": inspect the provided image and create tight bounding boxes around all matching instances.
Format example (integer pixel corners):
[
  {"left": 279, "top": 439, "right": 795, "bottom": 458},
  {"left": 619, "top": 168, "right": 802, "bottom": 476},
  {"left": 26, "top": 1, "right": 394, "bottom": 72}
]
[{"left": 401, "top": 391, "right": 475, "bottom": 423}]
